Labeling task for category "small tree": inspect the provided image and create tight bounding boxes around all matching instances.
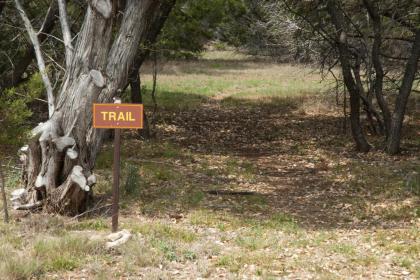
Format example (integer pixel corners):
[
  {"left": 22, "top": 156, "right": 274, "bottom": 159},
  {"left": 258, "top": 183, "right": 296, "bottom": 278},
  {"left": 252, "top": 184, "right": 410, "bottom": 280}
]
[{"left": 277, "top": 0, "right": 420, "bottom": 153}]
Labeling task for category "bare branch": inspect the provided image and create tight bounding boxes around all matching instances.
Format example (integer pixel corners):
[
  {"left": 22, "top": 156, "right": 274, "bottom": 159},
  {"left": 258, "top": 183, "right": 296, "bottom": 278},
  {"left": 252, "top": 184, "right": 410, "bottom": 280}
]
[
  {"left": 14, "top": 0, "right": 55, "bottom": 117},
  {"left": 57, "top": 0, "right": 73, "bottom": 68}
]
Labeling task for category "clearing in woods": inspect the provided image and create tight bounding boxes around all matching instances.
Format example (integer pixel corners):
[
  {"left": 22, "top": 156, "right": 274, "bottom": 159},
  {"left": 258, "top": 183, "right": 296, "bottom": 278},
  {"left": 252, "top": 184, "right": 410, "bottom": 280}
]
[{"left": 0, "top": 51, "right": 419, "bottom": 279}]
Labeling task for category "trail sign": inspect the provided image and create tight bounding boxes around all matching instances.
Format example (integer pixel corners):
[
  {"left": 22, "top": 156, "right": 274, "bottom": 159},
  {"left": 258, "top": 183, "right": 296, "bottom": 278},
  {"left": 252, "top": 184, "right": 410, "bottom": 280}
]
[
  {"left": 93, "top": 100, "right": 144, "bottom": 232},
  {"left": 93, "top": 103, "right": 143, "bottom": 129}
]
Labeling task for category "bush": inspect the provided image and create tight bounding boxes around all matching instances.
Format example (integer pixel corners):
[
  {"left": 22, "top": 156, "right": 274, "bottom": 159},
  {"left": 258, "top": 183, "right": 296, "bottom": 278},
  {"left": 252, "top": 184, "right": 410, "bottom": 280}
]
[
  {"left": 123, "top": 163, "right": 142, "bottom": 196},
  {"left": 0, "top": 73, "right": 44, "bottom": 146}
]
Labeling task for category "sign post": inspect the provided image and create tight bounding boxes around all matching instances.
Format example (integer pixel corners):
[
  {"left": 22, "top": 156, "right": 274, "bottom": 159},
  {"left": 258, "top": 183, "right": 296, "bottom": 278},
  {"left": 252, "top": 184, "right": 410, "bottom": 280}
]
[
  {"left": 111, "top": 98, "right": 121, "bottom": 233},
  {"left": 93, "top": 99, "right": 143, "bottom": 232}
]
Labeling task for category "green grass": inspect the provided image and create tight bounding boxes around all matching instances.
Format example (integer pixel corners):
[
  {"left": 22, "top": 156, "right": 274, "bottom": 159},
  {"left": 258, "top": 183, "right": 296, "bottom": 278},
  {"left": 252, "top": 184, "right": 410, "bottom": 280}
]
[
  {"left": 129, "top": 221, "right": 197, "bottom": 243},
  {"left": 139, "top": 53, "right": 327, "bottom": 110},
  {"left": 216, "top": 250, "right": 281, "bottom": 273},
  {"left": 329, "top": 243, "right": 356, "bottom": 256},
  {"left": 67, "top": 219, "right": 109, "bottom": 231}
]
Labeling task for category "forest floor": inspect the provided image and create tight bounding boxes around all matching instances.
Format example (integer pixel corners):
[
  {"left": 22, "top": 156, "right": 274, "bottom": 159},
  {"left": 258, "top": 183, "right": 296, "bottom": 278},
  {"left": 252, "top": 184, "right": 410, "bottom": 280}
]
[{"left": 0, "top": 51, "right": 419, "bottom": 279}]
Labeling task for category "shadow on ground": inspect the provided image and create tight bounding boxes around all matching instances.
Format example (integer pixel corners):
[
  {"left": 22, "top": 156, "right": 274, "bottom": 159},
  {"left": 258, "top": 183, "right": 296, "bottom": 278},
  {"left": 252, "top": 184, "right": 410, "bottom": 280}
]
[{"left": 94, "top": 94, "right": 420, "bottom": 231}]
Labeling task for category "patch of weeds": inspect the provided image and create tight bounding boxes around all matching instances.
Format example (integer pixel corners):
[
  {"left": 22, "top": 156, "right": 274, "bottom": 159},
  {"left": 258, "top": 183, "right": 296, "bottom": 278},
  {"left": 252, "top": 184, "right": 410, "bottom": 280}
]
[
  {"left": 226, "top": 158, "right": 240, "bottom": 174},
  {"left": 121, "top": 239, "right": 163, "bottom": 268},
  {"left": 161, "top": 142, "right": 181, "bottom": 158},
  {"left": 235, "top": 227, "right": 276, "bottom": 251},
  {"left": 393, "top": 256, "right": 420, "bottom": 278},
  {"left": 389, "top": 242, "right": 419, "bottom": 256},
  {"left": 142, "top": 86, "right": 208, "bottom": 109},
  {"left": 241, "top": 161, "right": 257, "bottom": 180},
  {"left": 396, "top": 257, "right": 413, "bottom": 269},
  {"left": 0, "top": 253, "right": 43, "bottom": 280},
  {"left": 123, "top": 163, "right": 142, "bottom": 196},
  {"left": 22, "top": 215, "right": 65, "bottom": 235},
  {"left": 95, "top": 148, "right": 113, "bottom": 169},
  {"left": 93, "top": 177, "right": 112, "bottom": 195},
  {"left": 33, "top": 235, "right": 103, "bottom": 272},
  {"left": 382, "top": 205, "right": 418, "bottom": 221},
  {"left": 244, "top": 194, "right": 267, "bottom": 209},
  {"left": 216, "top": 255, "right": 236, "bottom": 270},
  {"left": 311, "top": 231, "right": 337, "bottom": 246},
  {"left": 312, "top": 264, "right": 340, "bottom": 279},
  {"left": 374, "top": 228, "right": 419, "bottom": 259},
  {"left": 185, "top": 190, "right": 205, "bottom": 207},
  {"left": 351, "top": 254, "right": 379, "bottom": 267},
  {"left": 153, "top": 239, "right": 178, "bottom": 261},
  {"left": 183, "top": 250, "right": 197, "bottom": 261},
  {"left": 68, "top": 219, "right": 108, "bottom": 231},
  {"left": 263, "top": 213, "right": 299, "bottom": 233},
  {"left": 5, "top": 169, "right": 21, "bottom": 189},
  {"left": 155, "top": 169, "right": 175, "bottom": 181},
  {"left": 198, "top": 162, "right": 219, "bottom": 177},
  {"left": 328, "top": 242, "right": 356, "bottom": 256},
  {"left": 93, "top": 269, "right": 112, "bottom": 280},
  {"left": 0, "top": 228, "right": 24, "bottom": 249},
  {"left": 288, "top": 237, "right": 311, "bottom": 248},
  {"left": 130, "top": 222, "right": 197, "bottom": 243},
  {"left": 142, "top": 163, "right": 175, "bottom": 181},
  {"left": 189, "top": 210, "right": 242, "bottom": 230},
  {"left": 216, "top": 251, "right": 280, "bottom": 273}
]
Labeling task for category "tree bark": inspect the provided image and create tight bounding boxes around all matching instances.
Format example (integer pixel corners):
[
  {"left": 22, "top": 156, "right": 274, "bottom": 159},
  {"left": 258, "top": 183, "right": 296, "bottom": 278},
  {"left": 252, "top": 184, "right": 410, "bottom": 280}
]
[
  {"left": 327, "top": 0, "right": 371, "bottom": 152},
  {"left": 128, "top": 0, "right": 175, "bottom": 84},
  {"left": 0, "top": 1, "right": 5, "bottom": 16},
  {"left": 0, "top": 162, "right": 9, "bottom": 223},
  {"left": 18, "top": 0, "right": 163, "bottom": 215},
  {"left": 130, "top": 75, "right": 150, "bottom": 138},
  {"left": 124, "top": 0, "right": 175, "bottom": 138},
  {"left": 386, "top": 29, "right": 420, "bottom": 154},
  {"left": 15, "top": 0, "right": 55, "bottom": 116},
  {"left": 362, "top": 0, "right": 392, "bottom": 135}
]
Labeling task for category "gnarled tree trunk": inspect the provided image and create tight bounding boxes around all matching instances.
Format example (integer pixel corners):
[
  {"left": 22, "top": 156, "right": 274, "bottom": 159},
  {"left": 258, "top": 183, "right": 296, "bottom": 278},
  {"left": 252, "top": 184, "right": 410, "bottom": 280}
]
[{"left": 16, "top": 0, "right": 163, "bottom": 215}]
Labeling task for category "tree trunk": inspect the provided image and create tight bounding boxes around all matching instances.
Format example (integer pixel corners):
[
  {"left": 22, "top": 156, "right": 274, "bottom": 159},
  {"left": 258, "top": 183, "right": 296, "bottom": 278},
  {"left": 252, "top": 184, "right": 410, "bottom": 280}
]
[
  {"left": 386, "top": 29, "right": 420, "bottom": 154},
  {"left": 130, "top": 74, "right": 150, "bottom": 139},
  {"left": 0, "top": 162, "right": 9, "bottom": 223},
  {"left": 362, "top": 0, "right": 392, "bottom": 136},
  {"left": 126, "top": 0, "right": 175, "bottom": 138},
  {"left": 327, "top": 1, "right": 371, "bottom": 152},
  {"left": 17, "top": 0, "right": 162, "bottom": 215}
]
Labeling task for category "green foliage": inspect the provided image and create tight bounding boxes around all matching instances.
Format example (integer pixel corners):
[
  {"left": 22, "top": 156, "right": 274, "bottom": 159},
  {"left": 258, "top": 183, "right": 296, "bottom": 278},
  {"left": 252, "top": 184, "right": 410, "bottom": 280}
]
[
  {"left": 123, "top": 163, "right": 142, "bottom": 196},
  {"left": 158, "top": 0, "right": 245, "bottom": 57},
  {"left": 185, "top": 190, "right": 205, "bottom": 206},
  {"left": 0, "top": 73, "right": 44, "bottom": 145}
]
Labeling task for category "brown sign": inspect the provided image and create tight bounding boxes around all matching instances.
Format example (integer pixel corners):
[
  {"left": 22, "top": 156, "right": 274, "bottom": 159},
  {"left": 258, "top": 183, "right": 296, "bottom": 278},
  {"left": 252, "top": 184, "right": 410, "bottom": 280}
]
[{"left": 93, "top": 104, "right": 143, "bottom": 129}]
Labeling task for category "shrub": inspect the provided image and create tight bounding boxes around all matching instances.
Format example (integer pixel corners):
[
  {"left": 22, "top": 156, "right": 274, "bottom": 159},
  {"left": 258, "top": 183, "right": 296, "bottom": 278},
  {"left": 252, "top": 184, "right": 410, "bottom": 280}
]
[{"left": 0, "top": 73, "right": 44, "bottom": 146}]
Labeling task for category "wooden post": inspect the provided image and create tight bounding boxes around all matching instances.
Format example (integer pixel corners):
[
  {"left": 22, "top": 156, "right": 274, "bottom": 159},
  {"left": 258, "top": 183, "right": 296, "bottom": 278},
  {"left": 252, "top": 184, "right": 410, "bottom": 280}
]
[
  {"left": 0, "top": 162, "right": 9, "bottom": 223},
  {"left": 93, "top": 98, "right": 143, "bottom": 232},
  {"left": 111, "top": 98, "right": 121, "bottom": 232}
]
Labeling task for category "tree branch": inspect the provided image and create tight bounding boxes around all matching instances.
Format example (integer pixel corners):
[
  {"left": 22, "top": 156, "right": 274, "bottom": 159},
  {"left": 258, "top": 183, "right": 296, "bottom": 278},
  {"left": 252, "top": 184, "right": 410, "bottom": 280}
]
[
  {"left": 14, "top": 0, "right": 55, "bottom": 116},
  {"left": 0, "top": 1, "right": 58, "bottom": 91},
  {"left": 57, "top": 0, "right": 73, "bottom": 69}
]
